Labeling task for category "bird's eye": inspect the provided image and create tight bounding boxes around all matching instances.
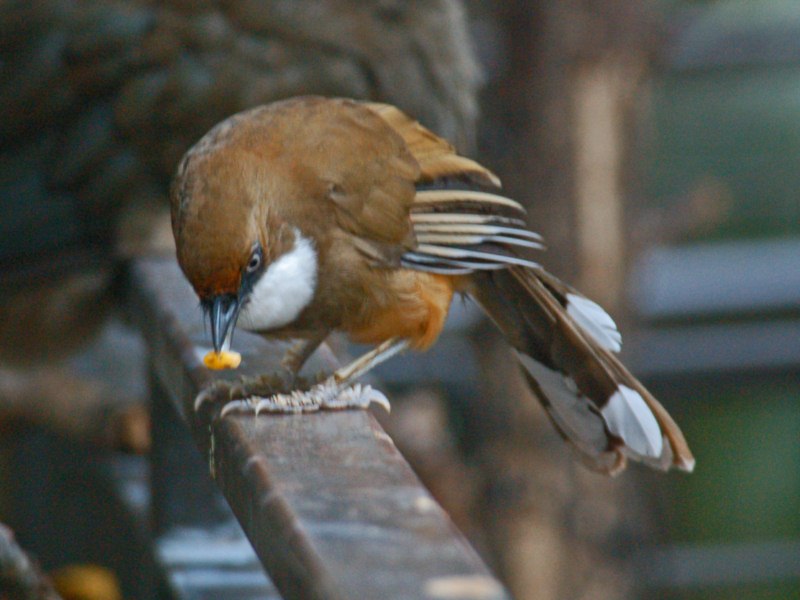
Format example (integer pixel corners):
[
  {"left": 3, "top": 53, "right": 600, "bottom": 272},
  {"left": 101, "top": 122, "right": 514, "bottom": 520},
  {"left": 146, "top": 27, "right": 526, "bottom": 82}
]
[{"left": 246, "top": 248, "right": 262, "bottom": 273}]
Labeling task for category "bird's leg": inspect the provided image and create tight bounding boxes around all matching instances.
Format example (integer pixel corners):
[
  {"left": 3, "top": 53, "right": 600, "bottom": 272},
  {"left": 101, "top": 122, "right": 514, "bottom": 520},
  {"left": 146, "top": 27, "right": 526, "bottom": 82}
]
[
  {"left": 221, "top": 338, "right": 410, "bottom": 415},
  {"left": 279, "top": 330, "right": 331, "bottom": 383},
  {"left": 331, "top": 337, "right": 409, "bottom": 384}
]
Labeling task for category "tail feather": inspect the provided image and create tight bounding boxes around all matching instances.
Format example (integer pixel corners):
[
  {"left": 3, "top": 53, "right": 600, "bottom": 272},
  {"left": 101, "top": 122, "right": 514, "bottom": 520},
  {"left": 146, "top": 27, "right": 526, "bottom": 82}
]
[
  {"left": 367, "top": 99, "right": 693, "bottom": 475},
  {"left": 472, "top": 267, "right": 694, "bottom": 475}
]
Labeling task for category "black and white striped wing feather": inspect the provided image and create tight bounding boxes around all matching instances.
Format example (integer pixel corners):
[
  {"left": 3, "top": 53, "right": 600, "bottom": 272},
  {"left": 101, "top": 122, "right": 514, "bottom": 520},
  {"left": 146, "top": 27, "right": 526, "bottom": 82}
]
[{"left": 402, "top": 188, "right": 543, "bottom": 274}]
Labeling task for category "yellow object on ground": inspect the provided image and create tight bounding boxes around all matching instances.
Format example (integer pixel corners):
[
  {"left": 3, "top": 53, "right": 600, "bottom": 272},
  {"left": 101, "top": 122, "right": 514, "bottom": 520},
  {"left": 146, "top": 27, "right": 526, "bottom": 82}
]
[{"left": 51, "top": 564, "right": 122, "bottom": 600}]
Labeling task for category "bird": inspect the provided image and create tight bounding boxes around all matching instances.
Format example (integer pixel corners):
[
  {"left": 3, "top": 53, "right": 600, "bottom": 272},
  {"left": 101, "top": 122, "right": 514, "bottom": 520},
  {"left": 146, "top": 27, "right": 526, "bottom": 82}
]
[
  {"left": 0, "top": 0, "right": 479, "bottom": 440},
  {"left": 171, "top": 96, "right": 694, "bottom": 475}
]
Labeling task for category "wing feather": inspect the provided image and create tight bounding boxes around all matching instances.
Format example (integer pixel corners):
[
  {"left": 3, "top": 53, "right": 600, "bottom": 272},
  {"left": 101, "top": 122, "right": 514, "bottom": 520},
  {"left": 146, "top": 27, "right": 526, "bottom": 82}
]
[{"left": 358, "top": 99, "right": 694, "bottom": 474}]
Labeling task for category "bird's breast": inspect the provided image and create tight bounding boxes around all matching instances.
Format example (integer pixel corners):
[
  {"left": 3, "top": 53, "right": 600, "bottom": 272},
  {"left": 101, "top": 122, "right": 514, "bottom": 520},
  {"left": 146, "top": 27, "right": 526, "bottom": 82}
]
[{"left": 344, "top": 270, "right": 460, "bottom": 350}]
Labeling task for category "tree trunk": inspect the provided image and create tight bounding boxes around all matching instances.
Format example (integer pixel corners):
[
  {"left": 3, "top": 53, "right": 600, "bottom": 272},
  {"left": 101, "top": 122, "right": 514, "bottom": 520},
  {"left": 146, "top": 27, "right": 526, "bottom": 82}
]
[{"left": 463, "top": 2, "right": 663, "bottom": 598}]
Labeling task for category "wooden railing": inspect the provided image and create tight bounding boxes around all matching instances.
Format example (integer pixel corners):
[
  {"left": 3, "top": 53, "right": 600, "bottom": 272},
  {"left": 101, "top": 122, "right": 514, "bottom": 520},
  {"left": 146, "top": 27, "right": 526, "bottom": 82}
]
[{"left": 130, "top": 257, "right": 509, "bottom": 600}]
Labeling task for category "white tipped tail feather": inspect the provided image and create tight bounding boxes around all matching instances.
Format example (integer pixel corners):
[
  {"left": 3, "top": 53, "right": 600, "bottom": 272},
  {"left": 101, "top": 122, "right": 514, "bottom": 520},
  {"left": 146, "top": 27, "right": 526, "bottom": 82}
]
[
  {"left": 566, "top": 293, "right": 622, "bottom": 352},
  {"left": 601, "top": 385, "right": 663, "bottom": 458},
  {"left": 515, "top": 352, "right": 611, "bottom": 458},
  {"left": 470, "top": 267, "right": 694, "bottom": 474},
  {"left": 516, "top": 354, "right": 663, "bottom": 464}
]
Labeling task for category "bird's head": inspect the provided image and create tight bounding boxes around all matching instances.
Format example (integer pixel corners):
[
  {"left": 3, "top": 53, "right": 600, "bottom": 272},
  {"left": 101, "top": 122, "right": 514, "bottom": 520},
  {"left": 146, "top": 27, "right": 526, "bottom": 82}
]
[{"left": 170, "top": 120, "right": 319, "bottom": 353}]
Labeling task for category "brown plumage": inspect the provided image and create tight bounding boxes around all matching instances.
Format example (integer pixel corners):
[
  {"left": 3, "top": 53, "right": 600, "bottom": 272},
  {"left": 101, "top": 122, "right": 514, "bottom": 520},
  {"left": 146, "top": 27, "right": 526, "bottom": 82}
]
[{"left": 172, "top": 96, "right": 694, "bottom": 475}]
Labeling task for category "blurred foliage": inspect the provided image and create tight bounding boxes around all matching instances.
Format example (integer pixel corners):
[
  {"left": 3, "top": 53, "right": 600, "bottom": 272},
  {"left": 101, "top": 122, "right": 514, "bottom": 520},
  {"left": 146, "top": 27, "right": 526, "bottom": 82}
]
[
  {"left": 643, "top": 2, "right": 800, "bottom": 598},
  {"left": 650, "top": 70, "right": 800, "bottom": 240},
  {"left": 664, "top": 581, "right": 800, "bottom": 600},
  {"left": 648, "top": 0, "right": 800, "bottom": 241},
  {"left": 668, "top": 381, "right": 800, "bottom": 544}
]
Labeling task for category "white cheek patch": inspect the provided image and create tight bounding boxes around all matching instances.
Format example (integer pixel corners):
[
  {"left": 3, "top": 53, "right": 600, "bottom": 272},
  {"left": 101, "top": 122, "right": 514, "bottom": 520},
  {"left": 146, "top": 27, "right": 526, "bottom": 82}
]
[{"left": 238, "top": 232, "right": 318, "bottom": 332}]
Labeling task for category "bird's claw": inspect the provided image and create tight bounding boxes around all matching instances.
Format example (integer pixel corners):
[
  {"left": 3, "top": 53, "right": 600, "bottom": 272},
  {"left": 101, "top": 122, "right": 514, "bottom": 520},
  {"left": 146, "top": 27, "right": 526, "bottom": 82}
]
[
  {"left": 320, "top": 382, "right": 390, "bottom": 412},
  {"left": 194, "top": 380, "right": 236, "bottom": 412},
  {"left": 194, "top": 375, "right": 284, "bottom": 413},
  {"left": 219, "top": 379, "right": 390, "bottom": 416}
]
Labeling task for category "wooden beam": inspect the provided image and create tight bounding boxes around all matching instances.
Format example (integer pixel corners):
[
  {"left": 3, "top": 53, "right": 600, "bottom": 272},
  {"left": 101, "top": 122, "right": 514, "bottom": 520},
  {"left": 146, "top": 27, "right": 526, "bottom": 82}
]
[{"left": 129, "top": 257, "right": 508, "bottom": 600}]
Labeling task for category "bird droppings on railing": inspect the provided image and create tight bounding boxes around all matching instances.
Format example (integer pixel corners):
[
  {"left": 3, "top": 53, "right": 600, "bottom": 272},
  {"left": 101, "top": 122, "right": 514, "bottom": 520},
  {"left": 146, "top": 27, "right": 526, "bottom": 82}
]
[
  {"left": 373, "top": 428, "right": 396, "bottom": 446},
  {"left": 415, "top": 495, "right": 439, "bottom": 514},
  {"left": 424, "top": 575, "right": 506, "bottom": 599}
]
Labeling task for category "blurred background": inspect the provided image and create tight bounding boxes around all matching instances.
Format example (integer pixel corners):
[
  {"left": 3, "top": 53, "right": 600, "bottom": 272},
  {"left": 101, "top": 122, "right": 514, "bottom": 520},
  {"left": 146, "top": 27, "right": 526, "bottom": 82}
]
[{"left": 1, "top": 0, "right": 798, "bottom": 599}]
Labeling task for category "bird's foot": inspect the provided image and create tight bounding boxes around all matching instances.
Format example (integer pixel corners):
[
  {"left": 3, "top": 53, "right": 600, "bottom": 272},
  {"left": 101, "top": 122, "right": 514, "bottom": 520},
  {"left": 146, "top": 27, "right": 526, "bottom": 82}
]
[
  {"left": 218, "top": 378, "right": 390, "bottom": 416},
  {"left": 194, "top": 374, "right": 290, "bottom": 413}
]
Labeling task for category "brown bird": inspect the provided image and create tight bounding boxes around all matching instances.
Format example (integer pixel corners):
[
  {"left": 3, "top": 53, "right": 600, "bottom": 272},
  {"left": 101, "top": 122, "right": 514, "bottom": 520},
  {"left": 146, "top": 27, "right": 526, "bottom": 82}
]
[{"left": 171, "top": 96, "right": 694, "bottom": 475}]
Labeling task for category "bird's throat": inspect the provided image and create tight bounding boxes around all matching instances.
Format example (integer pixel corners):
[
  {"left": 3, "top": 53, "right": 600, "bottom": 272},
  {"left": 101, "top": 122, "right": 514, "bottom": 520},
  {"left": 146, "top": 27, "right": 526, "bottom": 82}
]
[{"left": 237, "top": 232, "right": 318, "bottom": 332}]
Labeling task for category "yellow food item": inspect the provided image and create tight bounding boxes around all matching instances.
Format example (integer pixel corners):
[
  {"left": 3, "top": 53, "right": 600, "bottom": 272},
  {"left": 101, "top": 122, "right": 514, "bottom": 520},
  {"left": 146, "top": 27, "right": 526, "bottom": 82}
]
[
  {"left": 51, "top": 564, "right": 123, "bottom": 600},
  {"left": 203, "top": 350, "right": 242, "bottom": 370}
]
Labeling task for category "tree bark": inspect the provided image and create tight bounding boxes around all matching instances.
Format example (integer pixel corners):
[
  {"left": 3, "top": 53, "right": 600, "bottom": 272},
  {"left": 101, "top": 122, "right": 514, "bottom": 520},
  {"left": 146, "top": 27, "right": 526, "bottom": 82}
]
[{"left": 461, "top": 2, "right": 663, "bottom": 598}]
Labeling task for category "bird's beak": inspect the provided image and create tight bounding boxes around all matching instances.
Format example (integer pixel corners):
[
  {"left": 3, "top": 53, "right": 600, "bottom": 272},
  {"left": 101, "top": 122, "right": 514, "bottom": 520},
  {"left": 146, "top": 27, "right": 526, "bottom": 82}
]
[{"left": 209, "top": 294, "right": 240, "bottom": 353}]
